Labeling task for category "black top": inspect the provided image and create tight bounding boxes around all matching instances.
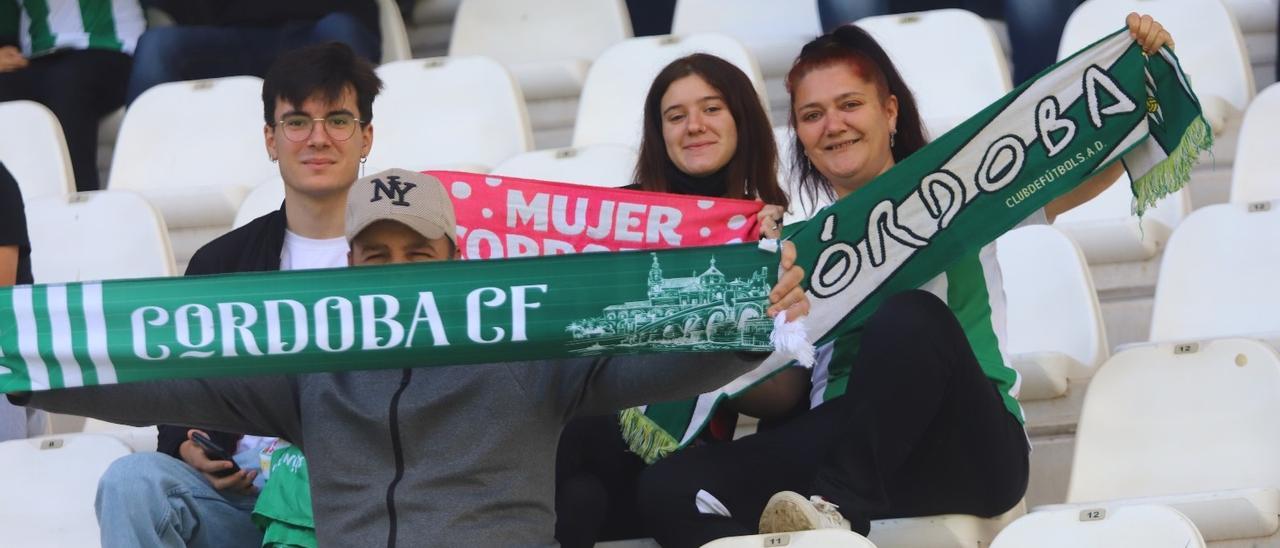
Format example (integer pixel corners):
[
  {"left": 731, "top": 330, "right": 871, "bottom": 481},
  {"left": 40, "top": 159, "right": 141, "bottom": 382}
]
[
  {"left": 155, "top": 204, "right": 289, "bottom": 458},
  {"left": 667, "top": 165, "right": 730, "bottom": 199},
  {"left": 627, "top": 166, "right": 731, "bottom": 199},
  {"left": 0, "top": 163, "right": 33, "bottom": 286}
]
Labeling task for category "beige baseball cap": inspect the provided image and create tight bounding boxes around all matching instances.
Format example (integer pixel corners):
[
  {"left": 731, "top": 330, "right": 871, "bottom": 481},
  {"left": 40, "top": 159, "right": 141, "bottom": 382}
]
[{"left": 345, "top": 168, "right": 457, "bottom": 245}]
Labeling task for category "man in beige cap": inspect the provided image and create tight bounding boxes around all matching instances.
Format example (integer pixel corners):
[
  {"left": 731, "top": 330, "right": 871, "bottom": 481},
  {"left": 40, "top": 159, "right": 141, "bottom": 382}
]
[{"left": 345, "top": 168, "right": 459, "bottom": 265}]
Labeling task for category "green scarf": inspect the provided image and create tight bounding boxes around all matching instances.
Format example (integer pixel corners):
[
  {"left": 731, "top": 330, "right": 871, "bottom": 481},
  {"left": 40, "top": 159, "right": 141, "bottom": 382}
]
[
  {"left": 0, "top": 243, "right": 778, "bottom": 392},
  {"left": 621, "top": 29, "right": 1212, "bottom": 462}
]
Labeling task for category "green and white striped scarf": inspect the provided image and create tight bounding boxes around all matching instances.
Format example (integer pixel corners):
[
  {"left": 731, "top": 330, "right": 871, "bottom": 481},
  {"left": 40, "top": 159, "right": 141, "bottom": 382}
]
[{"left": 622, "top": 29, "right": 1212, "bottom": 462}]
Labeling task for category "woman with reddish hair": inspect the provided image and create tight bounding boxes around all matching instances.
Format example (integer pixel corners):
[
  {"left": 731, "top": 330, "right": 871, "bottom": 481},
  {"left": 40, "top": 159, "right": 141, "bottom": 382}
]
[{"left": 636, "top": 15, "right": 1172, "bottom": 546}]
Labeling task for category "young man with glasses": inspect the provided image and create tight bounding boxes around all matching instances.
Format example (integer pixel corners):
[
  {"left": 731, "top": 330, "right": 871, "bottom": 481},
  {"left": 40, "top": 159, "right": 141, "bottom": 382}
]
[{"left": 86, "top": 42, "right": 380, "bottom": 548}]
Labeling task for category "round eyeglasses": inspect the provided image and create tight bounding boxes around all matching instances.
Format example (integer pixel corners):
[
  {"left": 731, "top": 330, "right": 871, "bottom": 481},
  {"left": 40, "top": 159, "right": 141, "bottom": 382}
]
[{"left": 276, "top": 113, "right": 362, "bottom": 142}]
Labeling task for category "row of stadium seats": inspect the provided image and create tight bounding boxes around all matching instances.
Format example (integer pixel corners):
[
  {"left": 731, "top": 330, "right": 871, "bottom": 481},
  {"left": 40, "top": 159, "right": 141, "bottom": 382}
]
[
  {"left": 10, "top": 332, "right": 1277, "bottom": 546},
  {"left": 10, "top": 184, "right": 1277, "bottom": 546},
  {"left": 616, "top": 333, "right": 1280, "bottom": 548},
  {"left": 430, "top": 0, "right": 1275, "bottom": 145},
  {"left": 1, "top": 2, "right": 1269, "bottom": 260},
  {"left": 7, "top": 75, "right": 1279, "bottom": 298}
]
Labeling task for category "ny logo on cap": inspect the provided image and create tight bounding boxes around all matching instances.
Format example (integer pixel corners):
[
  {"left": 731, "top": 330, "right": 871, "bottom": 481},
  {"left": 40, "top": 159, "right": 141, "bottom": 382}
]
[{"left": 370, "top": 175, "right": 417, "bottom": 206}]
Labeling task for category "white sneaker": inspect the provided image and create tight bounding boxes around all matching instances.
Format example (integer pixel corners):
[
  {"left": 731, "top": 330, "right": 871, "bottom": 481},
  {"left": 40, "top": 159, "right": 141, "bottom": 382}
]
[{"left": 758, "top": 491, "right": 853, "bottom": 533}]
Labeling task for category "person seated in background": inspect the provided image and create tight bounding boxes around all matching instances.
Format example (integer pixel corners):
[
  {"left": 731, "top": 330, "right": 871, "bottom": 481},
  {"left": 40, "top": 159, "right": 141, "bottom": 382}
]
[
  {"left": 0, "top": 162, "right": 45, "bottom": 441},
  {"left": 0, "top": 0, "right": 145, "bottom": 191},
  {"left": 817, "top": 0, "right": 1082, "bottom": 84},
  {"left": 125, "top": 0, "right": 381, "bottom": 103},
  {"left": 11, "top": 164, "right": 812, "bottom": 546}
]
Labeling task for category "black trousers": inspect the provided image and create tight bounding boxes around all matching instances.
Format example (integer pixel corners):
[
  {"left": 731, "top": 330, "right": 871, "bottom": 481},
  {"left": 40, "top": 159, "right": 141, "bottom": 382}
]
[
  {"left": 636, "top": 290, "right": 1029, "bottom": 547},
  {"left": 0, "top": 49, "right": 132, "bottom": 192},
  {"left": 555, "top": 414, "right": 648, "bottom": 547}
]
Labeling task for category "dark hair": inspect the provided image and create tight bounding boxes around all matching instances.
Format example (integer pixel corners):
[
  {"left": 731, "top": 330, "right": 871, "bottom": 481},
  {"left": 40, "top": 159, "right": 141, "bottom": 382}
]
[
  {"left": 261, "top": 42, "right": 383, "bottom": 126},
  {"left": 785, "top": 24, "right": 927, "bottom": 205},
  {"left": 634, "top": 53, "right": 788, "bottom": 208}
]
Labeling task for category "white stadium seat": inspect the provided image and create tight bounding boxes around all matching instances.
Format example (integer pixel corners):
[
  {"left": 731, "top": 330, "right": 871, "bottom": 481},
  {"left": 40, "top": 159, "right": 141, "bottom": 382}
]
[
  {"left": 1048, "top": 338, "right": 1280, "bottom": 543},
  {"left": 370, "top": 57, "right": 533, "bottom": 174},
  {"left": 82, "top": 419, "right": 159, "bottom": 453},
  {"left": 1229, "top": 83, "right": 1280, "bottom": 204},
  {"left": 671, "top": 0, "right": 821, "bottom": 119},
  {"left": 992, "top": 504, "right": 1205, "bottom": 548},
  {"left": 573, "top": 33, "right": 766, "bottom": 150},
  {"left": 376, "top": 0, "right": 413, "bottom": 63},
  {"left": 491, "top": 144, "right": 638, "bottom": 188},
  {"left": 1149, "top": 201, "right": 1280, "bottom": 345},
  {"left": 997, "top": 225, "right": 1107, "bottom": 506},
  {"left": 868, "top": 501, "right": 1025, "bottom": 548},
  {"left": 448, "top": 0, "right": 632, "bottom": 101},
  {"left": 0, "top": 433, "right": 132, "bottom": 547},
  {"left": 997, "top": 225, "right": 1107, "bottom": 411},
  {"left": 702, "top": 530, "right": 878, "bottom": 548},
  {"left": 107, "top": 76, "right": 274, "bottom": 267},
  {"left": 855, "top": 9, "right": 1012, "bottom": 138},
  {"left": 1052, "top": 173, "right": 1190, "bottom": 264},
  {"left": 26, "top": 191, "right": 176, "bottom": 283},
  {"left": 672, "top": 0, "right": 821, "bottom": 78},
  {"left": 0, "top": 100, "right": 74, "bottom": 201},
  {"left": 1220, "top": 0, "right": 1278, "bottom": 89},
  {"left": 1060, "top": 0, "right": 1255, "bottom": 136},
  {"left": 233, "top": 177, "right": 286, "bottom": 229}
]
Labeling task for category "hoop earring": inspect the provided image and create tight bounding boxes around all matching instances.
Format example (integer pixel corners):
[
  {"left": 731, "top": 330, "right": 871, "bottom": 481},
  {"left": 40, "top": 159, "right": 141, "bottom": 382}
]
[{"left": 360, "top": 156, "right": 367, "bottom": 177}]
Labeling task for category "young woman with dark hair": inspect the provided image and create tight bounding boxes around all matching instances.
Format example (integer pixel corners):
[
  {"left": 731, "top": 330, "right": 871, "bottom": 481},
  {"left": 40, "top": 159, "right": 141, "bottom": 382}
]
[
  {"left": 555, "top": 52, "right": 798, "bottom": 547},
  {"left": 634, "top": 53, "right": 789, "bottom": 208},
  {"left": 635, "top": 15, "right": 1172, "bottom": 546}
]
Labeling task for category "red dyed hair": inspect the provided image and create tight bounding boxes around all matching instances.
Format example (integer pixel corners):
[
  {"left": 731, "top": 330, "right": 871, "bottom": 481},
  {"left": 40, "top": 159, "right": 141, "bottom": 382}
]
[{"left": 784, "top": 24, "right": 928, "bottom": 206}]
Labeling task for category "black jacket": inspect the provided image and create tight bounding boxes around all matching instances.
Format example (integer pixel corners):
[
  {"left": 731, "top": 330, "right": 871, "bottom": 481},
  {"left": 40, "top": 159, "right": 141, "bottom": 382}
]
[{"left": 156, "top": 206, "right": 287, "bottom": 458}]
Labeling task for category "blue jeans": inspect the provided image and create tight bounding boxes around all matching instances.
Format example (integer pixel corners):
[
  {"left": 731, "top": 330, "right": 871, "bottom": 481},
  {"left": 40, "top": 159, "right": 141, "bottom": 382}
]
[
  {"left": 878, "top": 0, "right": 1079, "bottom": 83},
  {"left": 996, "top": 0, "right": 1080, "bottom": 84},
  {"left": 818, "top": 0, "right": 891, "bottom": 31},
  {"left": 125, "top": 12, "right": 380, "bottom": 103},
  {"left": 95, "top": 452, "right": 262, "bottom": 548}
]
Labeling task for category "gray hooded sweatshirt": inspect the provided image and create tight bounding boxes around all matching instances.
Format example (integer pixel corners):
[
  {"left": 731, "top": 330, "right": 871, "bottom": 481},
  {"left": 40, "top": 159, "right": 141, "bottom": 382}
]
[{"left": 17, "top": 352, "right": 761, "bottom": 546}]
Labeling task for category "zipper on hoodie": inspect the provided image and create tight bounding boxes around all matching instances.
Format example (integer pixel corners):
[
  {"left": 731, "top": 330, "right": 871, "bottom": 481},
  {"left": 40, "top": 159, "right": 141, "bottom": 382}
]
[{"left": 385, "top": 368, "right": 412, "bottom": 548}]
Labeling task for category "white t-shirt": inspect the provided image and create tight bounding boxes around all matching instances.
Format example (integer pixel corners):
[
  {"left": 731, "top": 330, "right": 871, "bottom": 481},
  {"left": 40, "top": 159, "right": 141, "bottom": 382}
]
[
  {"left": 235, "top": 230, "right": 349, "bottom": 482},
  {"left": 279, "top": 230, "right": 351, "bottom": 272}
]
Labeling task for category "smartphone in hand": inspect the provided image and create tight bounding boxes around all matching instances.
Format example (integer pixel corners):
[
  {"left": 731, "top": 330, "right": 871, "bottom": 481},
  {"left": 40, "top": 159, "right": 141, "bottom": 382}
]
[{"left": 190, "top": 431, "right": 242, "bottom": 478}]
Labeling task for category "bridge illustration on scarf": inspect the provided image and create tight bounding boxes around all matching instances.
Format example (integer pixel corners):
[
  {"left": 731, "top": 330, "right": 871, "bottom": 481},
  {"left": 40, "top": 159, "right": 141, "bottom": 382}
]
[{"left": 568, "top": 253, "right": 775, "bottom": 354}]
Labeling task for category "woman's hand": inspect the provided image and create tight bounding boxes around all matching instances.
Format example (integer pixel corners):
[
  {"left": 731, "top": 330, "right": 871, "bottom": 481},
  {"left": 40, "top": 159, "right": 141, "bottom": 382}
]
[
  {"left": 1126, "top": 13, "right": 1174, "bottom": 54},
  {"left": 0, "top": 46, "right": 28, "bottom": 72},
  {"left": 767, "top": 241, "right": 808, "bottom": 322},
  {"left": 757, "top": 204, "right": 786, "bottom": 239}
]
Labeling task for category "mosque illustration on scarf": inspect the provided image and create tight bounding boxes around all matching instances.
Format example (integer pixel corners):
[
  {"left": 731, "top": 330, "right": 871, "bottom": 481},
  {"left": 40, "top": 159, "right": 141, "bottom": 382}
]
[{"left": 567, "top": 253, "right": 774, "bottom": 353}]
